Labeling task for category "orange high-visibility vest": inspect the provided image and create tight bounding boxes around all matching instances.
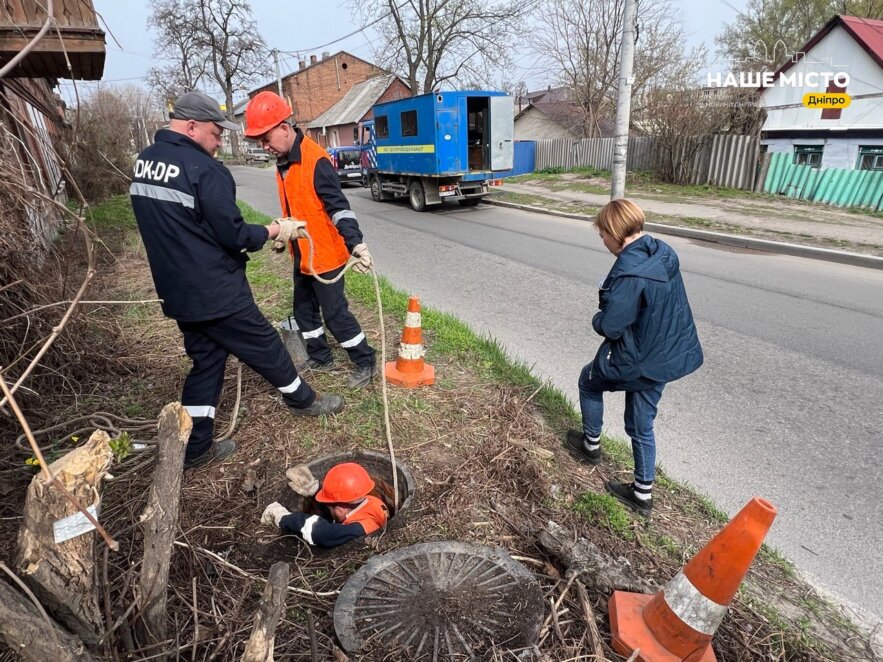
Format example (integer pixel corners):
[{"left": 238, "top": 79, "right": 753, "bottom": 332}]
[
  {"left": 275, "top": 135, "right": 350, "bottom": 275},
  {"left": 343, "top": 495, "right": 389, "bottom": 535}
]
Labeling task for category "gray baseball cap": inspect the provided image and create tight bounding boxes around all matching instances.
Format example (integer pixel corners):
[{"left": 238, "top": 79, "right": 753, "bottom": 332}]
[{"left": 170, "top": 91, "right": 239, "bottom": 130}]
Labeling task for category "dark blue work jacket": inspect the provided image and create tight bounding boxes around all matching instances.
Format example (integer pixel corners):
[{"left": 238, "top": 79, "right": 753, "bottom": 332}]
[
  {"left": 130, "top": 129, "right": 269, "bottom": 321},
  {"left": 591, "top": 234, "right": 703, "bottom": 386}
]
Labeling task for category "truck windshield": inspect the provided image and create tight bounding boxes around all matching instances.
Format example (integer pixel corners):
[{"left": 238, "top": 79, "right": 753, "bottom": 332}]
[{"left": 336, "top": 150, "right": 361, "bottom": 167}]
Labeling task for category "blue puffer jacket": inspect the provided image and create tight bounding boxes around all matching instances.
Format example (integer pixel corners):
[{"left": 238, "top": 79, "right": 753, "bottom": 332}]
[{"left": 590, "top": 234, "right": 703, "bottom": 386}]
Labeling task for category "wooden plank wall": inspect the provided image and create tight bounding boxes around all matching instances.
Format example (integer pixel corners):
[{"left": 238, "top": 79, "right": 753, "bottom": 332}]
[{"left": 0, "top": 0, "right": 99, "bottom": 29}]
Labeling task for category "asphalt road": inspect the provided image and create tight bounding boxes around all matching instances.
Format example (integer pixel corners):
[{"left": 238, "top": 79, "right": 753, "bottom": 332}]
[{"left": 231, "top": 166, "right": 883, "bottom": 619}]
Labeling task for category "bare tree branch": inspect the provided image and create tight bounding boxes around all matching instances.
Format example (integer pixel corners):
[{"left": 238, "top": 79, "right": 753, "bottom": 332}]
[
  {"left": 353, "top": 0, "right": 533, "bottom": 95},
  {"left": 531, "top": 0, "right": 703, "bottom": 138}
]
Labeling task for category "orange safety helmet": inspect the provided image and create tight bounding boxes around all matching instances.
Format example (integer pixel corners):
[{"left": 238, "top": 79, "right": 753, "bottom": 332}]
[
  {"left": 244, "top": 91, "right": 292, "bottom": 138},
  {"left": 314, "top": 463, "right": 376, "bottom": 504}
]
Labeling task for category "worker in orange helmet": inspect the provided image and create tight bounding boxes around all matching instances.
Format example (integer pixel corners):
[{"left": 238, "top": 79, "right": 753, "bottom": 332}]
[
  {"left": 244, "top": 91, "right": 377, "bottom": 388},
  {"left": 261, "top": 462, "right": 389, "bottom": 547}
]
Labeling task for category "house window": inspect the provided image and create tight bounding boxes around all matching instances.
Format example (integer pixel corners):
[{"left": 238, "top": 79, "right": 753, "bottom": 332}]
[
  {"left": 401, "top": 110, "right": 418, "bottom": 137},
  {"left": 375, "top": 115, "right": 389, "bottom": 138},
  {"left": 793, "top": 145, "right": 823, "bottom": 168},
  {"left": 858, "top": 146, "right": 883, "bottom": 171}
]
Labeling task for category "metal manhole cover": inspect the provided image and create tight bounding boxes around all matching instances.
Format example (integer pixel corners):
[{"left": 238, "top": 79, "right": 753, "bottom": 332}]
[{"left": 334, "top": 541, "right": 544, "bottom": 659}]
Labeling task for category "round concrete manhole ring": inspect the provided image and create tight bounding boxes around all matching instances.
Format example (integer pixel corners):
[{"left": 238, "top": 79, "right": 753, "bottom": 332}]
[
  {"left": 334, "top": 541, "right": 544, "bottom": 658},
  {"left": 284, "top": 450, "right": 415, "bottom": 527}
]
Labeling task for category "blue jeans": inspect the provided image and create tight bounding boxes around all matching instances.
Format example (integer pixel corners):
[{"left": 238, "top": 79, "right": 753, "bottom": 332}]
[{"left": 578, "top": 362, "right": 666, "bottom": 483}]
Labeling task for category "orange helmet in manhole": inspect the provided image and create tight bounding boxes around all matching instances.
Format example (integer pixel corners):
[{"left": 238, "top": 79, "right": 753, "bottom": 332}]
[
  {"left": 314, "top": 463, "right": 376, "bottom": 503},
  {"left": 334, "top": 541, "right": 544, "bottom": 658}
]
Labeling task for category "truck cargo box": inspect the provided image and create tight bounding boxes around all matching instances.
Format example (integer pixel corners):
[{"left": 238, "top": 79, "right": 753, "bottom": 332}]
[{"left": 371, "top": 91, "right": 514, "bottom": 179}]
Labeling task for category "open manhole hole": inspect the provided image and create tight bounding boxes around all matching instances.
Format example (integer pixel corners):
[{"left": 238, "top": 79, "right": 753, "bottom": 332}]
[
  {"left": 334, "top": 541, "right": 544, "bottom": 658},
  {"left": 277, "top": 450, "right": 415, "bottom": 532}
]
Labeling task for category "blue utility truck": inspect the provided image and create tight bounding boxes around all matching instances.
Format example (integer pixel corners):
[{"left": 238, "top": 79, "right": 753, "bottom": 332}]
[{"left": 358, "top": 90, "right": 514, "bottom": 211}]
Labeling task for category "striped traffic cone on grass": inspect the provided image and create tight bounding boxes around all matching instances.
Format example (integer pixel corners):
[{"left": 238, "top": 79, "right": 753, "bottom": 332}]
[
  {"left": 609, "top": 497, "right": 777, "bottom": 661},
  {"left": 384, "top": 296, "right": 434, "bottom": 388}
]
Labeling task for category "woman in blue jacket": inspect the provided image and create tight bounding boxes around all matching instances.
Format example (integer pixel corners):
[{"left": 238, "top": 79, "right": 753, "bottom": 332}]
[{"left": 566, "top": 199, "right": 703, "bottom": 516}]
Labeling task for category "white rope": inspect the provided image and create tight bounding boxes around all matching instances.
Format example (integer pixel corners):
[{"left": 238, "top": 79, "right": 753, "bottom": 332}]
[{"left": 295, "top": 228, "right": 399, "bottom": 512}]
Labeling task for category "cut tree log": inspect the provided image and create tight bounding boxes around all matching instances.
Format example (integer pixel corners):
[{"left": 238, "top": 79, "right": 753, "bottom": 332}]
[
  {"left": 15, "top": 429, "right": 114, "bottom": 645},
  {"left": 241, "top": 562, "right": 290, "bottom": 662},
  {"left": 134, "top": 402, "right": 191, "bottom": 655},
  {"left": 0, "top": 578, "right": 95, "bottom": 661},
  {"left": 538, "top": 520, "right": 654, "bottom": 595}
]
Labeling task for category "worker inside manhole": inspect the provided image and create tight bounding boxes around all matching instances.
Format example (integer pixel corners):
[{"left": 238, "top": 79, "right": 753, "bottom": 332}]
[{"left": 260, "top": 462, "right": 392, "bottom": 549}]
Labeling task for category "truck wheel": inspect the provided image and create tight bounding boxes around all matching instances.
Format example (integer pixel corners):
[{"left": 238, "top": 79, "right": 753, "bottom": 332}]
[
  {"left": 409, "top": 180, "right": 427, "bottom": 212},
  {"left": 370, "top": 176, "right": 391, "bottom": 202},
  {"left": 458, "top": 198, "right": 481, "bottom": 207}
]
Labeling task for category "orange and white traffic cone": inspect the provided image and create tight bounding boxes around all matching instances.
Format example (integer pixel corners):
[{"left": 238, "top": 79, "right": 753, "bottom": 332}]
[
  {"left": 609, "top": 497, "right": 777, "bottom": 661},
  {"left": 384, "top": 296, "right": 435, "bottom": 388}
]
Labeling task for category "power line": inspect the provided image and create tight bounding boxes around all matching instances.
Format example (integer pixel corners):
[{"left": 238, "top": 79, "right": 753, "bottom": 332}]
[{"left": 274, "top": 1, "right": 407, "bottom": 56}]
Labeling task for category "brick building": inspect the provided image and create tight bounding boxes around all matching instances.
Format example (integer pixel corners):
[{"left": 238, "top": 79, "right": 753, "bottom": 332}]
[
  {"left": 307, "top": 73, "right": 410, "bottom": 147},
  {"left": 249, "top": 50, "right": 394, "bottom": 127}
]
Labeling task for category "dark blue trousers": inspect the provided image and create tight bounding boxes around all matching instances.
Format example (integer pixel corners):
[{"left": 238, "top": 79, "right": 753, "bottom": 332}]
[
  {"left": 292, "top": 264, "right": 375, "bottom": 368},
  {"left": 177, "top": 302, "right": 314, "bottom": 460}
]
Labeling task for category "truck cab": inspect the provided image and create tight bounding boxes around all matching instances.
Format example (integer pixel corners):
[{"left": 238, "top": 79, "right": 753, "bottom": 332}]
[{"left": 359, "top": 91, "right": 513, "bottom": 211}]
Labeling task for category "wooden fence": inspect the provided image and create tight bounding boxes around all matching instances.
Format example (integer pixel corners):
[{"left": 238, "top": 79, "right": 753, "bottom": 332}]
[{"left": 535, "top": 134, "right": 761, "bottom": 190}]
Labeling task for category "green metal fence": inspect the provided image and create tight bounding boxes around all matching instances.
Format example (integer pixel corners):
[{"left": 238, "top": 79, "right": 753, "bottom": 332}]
[{"left": 762, "top": 151, "right": 883, "bottom": 211}]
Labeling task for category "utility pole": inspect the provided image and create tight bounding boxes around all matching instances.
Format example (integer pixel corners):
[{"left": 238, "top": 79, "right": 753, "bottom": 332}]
[
  {"left": 273, "top": 49, "right": 283, "bottom": 96},
  {"left": 611, "top": 0, "right": 637, "bottom": 200}
]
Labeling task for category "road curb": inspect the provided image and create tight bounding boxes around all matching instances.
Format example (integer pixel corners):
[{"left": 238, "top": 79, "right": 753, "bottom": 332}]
[{"left": 484, "top": 198, "right": 883, "bottom": 271}]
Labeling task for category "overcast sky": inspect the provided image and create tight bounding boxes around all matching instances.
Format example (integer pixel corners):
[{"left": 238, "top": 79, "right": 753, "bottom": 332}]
[{"left": 61, "top": 0, "right": 745, "bottom": 104}]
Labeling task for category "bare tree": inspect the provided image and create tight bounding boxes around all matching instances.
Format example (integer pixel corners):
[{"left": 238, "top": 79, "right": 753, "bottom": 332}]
[
  {"left": 148, "top": 0, "right": 270, "bottom": 157},
  {"left": 196, "top": 0, "right": 270, "bottom": 156},
  {"left": 65, "top": 86, "right": 159, "bottom": 201},
  {"left": 531, "top": 0, "right": 704, "bottom": 138},
  {"left": 641, "top": 85, "right": 765, "bottom": 183},
  {"left": 147, "top": 0, "right": 209, "bottom": 105},
  {"left": 116, "top": 85, "right": 166, "bottom": 152},
  {"left": 352, "top": 0, "right": 534, "bottom": 95}
]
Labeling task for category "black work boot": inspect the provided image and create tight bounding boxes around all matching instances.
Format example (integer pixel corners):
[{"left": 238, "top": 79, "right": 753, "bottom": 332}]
[
  {"left": 184, "top": 439, "right": 237, "bottom": 470},
  {"left": 303, "top": 358, "right": 336, "bottom": 373},
  {"left": 347, "top": 362, "right": 376, "bottom": 388},
  {"left": 605, "top": 480, "right": 653, "bottom": 517},
  {"left": 564, "top": 429, "right": 602, "bottom": 465},
  {"left": 288, "top": 394, "right": 345, "bottom": 416}
]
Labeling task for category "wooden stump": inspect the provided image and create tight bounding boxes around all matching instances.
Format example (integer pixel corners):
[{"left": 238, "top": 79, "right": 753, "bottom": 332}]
[
  {"left": 241, "top": 562, "right": 290, "bottom": 662},
  {"left": 538, "top": 520, "right": 654, "bottom": 595},
  {"left": 135, "top": 402, "right": 191, "bottom": 655},
  {"left": 15, "top": 429, "right": 113, "bottom": 645},
  {"left": 0, "top": 578, "right": 95, "bottom": 661}
]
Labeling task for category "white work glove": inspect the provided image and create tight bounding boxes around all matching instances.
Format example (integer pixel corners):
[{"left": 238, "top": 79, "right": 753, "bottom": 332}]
[
  {"left": 270, "top": 219, "right": 307, "bottom": 253},
  {"left": 286, "top": 464, "right": 319, "bottom": 497},
  {"left": 261, "top": 502, "right": 291, "bottom": 527},
  {"left": 351, "top": 243, "right": 373, "bottom": 273}
]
